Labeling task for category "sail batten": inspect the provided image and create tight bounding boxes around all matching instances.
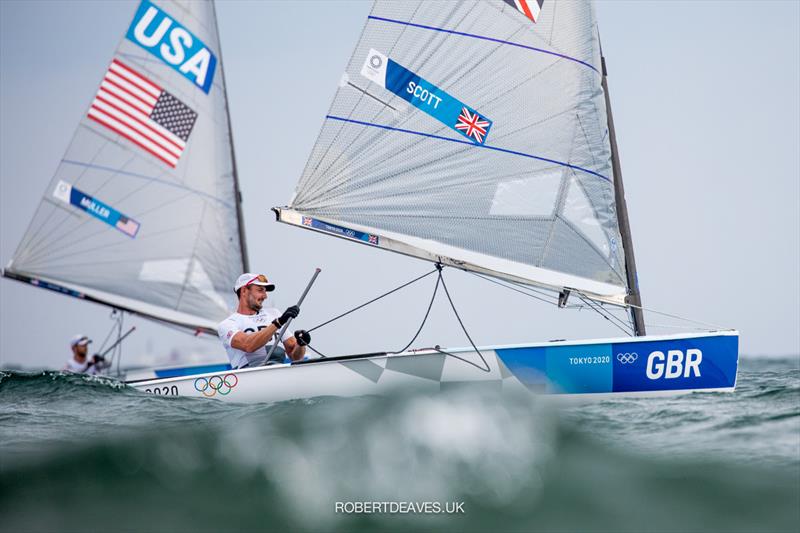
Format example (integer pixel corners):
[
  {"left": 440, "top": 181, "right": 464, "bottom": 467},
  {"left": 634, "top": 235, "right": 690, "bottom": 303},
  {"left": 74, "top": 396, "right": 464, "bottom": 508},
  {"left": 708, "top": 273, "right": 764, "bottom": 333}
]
[
  {"left": 323, "top": 115, "right": 611, "bottom": 181},
  {"left": 365, "top": 15, "right": 601, "bottom": 74}
]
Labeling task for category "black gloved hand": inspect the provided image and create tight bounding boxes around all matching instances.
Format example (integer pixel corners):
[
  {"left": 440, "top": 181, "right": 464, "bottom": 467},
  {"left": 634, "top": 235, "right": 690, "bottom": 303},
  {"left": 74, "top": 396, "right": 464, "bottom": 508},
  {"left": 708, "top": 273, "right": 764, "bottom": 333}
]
[
  {"left": 92, "top": 354, "right": 106, "bottom": 363},
  {"left": 294, "top": 330, "right": 311, "bottom": 346},
  {"left": 275, "top": 305, "right": 300, "bottom": 327}
]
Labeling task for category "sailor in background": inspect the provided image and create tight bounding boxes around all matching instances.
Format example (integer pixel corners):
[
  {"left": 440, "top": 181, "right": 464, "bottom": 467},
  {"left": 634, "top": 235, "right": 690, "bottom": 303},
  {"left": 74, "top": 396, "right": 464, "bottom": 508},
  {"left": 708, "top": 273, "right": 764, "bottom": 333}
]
[
  {"left": 63, "top": 335, "right": 109, "bottom": 374},
  {"left": 218, "top": 273, "right": 312, "bottom": 369}
]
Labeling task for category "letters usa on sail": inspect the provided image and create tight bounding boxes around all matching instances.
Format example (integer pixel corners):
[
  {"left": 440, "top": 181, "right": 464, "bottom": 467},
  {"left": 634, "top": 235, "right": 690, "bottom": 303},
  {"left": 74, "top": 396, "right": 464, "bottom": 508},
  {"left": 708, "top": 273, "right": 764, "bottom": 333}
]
[{"left": 125, "top": 0, "right": 217, "bottom": 94}]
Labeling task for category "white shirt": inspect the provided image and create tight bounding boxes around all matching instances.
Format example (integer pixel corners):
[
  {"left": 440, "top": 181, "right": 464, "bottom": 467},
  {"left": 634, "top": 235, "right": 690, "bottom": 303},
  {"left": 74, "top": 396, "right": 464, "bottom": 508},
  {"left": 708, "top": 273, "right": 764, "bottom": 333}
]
[
  {"left": 63, "top": 357, "right": 99, "bottom": 375},
  {"left": 217, "top": 308, "right": 291, "bottom": 369}
]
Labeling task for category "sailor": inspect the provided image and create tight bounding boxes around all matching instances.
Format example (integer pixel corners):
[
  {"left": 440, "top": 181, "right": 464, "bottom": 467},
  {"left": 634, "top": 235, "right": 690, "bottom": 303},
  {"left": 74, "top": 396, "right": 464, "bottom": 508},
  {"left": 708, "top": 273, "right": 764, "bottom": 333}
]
[
  {"left": 63, "top": 334, "right": 109, "bottom": 375},
  {"left": 217, "top": 273, "right": 312, "bottom": 369}
]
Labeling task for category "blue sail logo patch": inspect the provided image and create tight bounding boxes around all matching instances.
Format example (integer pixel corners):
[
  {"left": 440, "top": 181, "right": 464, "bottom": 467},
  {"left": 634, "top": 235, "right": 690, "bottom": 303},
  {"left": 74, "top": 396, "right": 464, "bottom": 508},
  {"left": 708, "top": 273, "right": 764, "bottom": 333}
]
[
  {"left": 361, "top": 49, "right": 492, "bottom": 145},
  {"left": 53, "top": 180, "right": 140, "bottom": 238},
  {"left": 125, "top": 0, "right": 217, "bottom": 94}
]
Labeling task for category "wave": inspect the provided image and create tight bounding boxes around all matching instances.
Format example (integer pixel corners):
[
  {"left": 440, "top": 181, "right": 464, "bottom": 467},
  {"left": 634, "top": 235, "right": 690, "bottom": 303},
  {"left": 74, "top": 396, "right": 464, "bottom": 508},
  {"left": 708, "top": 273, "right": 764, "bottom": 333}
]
[{"left": 0, "top": 364, "right": 798, "bottom": 532}]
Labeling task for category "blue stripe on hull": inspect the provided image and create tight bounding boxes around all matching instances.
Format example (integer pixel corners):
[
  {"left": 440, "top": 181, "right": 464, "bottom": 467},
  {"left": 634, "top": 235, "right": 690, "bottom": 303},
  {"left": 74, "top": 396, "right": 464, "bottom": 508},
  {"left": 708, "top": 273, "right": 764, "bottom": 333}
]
[
  {"left": 154, "top": 363, "right": 231, "bottom": 379},
  {"left": 496, "top": 334, "right": 738, "bottom": 394}
]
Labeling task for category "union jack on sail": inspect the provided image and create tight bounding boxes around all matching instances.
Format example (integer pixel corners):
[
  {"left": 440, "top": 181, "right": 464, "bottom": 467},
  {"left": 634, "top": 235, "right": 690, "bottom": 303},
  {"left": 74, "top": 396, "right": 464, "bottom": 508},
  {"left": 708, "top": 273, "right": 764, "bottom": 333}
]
[
  {"left": 503, "top": 0, "right": 544, "bottom": 23},
  {"left": 455, "top": 107, "right": 491, "bottom": 144}
]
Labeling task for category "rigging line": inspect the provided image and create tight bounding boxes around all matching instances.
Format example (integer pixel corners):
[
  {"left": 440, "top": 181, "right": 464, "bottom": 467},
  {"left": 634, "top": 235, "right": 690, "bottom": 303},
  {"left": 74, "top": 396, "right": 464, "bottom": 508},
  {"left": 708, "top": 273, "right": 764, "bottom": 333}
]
[
  {"left": 437, "top": 269, "right": 491, "bottom": 373},
  {"left": 642, "top": 323, "right": 714, "bottom": 331},
  {"left": 305, "top": 267, "right": 490, "bottom": 373},
  {"left": 303, "top": 269, "right": 441, "bottom": 359},
  {"left": 578, "top": 294, "right": 633, "bottom": 337},
  {"left": 579, "top": 294, "right": 632, "bottom": 334},
  {"left": 495, "top": 275, "right": 565, "bottom": 301},
  {"left": 476, "top": 270, "right": 576, "bottom": 305},
  {"left": 571, "top": 288, "right": 729, "bottom": 331},
  {"left": 391, "top": 270, "right": 441, "bottom": 354},
  {"left": 325, "top": 116, "right": 610, "bottom": 182},
  {"left": 469, "top": 271, "right": 559, "bottom": 307},
  {"left": 113, "top": 312, "right": 124, "bottom": 375},
  {"left": 96, "top": 309, "right": 122, "bottom": 355},
  {"left": 305, "top": 343, "right": 328, "bottom": 359},
  {"left": 625, "top": 303, "right": 728, "bottom": 330},
  {"left": 367, "top": 16, "right": 599, "bottom": 74},
  {"left": 306, "top": 268, "right": 438, "bottom": 333},
  {"left": 576, "top": 293, "right": 619, "bottom": 326},
  {"left": 433, "top": 347, "right": 491, "bottom": 374}
]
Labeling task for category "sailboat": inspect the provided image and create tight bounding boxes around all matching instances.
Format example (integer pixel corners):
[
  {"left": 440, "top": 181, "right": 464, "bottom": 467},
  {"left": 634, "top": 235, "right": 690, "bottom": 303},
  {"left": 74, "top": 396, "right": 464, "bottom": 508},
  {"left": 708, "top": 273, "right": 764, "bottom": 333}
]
[
  {"left": 4, "top": 0, "right": 739, "bottom": 401},
  {"left": 3, "top": 0, "right": 246, "bottom": 364}
]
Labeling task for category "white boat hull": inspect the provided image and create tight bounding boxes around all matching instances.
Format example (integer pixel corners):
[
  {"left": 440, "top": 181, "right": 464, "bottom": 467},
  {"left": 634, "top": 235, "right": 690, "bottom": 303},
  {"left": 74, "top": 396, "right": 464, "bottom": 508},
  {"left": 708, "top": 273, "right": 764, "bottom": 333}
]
[{"left": 127, "top": 331, "right": 739, "bottom": 402}]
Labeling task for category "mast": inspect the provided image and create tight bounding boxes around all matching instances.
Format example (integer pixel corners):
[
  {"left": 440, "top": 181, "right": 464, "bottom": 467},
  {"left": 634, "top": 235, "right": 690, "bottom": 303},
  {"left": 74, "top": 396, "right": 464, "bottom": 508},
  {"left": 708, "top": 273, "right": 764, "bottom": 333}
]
[
  {"left": 212, "top": 0, "right": 249, "bottom": 272},
  {"left": 600, "top": 53, "right": 646, "bottom": 336}
]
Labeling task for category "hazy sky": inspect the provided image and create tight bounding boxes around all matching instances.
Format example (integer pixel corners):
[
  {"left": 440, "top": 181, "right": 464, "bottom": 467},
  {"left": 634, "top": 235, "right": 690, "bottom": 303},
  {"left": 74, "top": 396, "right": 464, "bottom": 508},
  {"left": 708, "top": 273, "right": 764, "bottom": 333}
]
[{"left": 1, "top": 0, "right": 798, "bottom": 370}]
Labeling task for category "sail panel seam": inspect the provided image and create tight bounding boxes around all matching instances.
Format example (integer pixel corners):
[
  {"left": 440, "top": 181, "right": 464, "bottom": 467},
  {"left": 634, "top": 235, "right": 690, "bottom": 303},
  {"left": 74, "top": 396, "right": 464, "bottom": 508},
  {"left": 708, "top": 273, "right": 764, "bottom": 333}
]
[
  {"left": 367, "top": 15, "right": 599, "bottom": 74},
  {"left": 325, "top": 115, "right": 610, "bottom": 182},
  {"left": 61, "top": 159, "right": 234, "bottom": 209}
]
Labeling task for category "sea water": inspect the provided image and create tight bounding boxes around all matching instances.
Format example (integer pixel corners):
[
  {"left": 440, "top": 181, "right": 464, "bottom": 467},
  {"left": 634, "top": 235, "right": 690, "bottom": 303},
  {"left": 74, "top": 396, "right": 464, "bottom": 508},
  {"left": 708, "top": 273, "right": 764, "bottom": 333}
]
[{"left": 0, "top": 357, "right": 797, "bottom": 532}]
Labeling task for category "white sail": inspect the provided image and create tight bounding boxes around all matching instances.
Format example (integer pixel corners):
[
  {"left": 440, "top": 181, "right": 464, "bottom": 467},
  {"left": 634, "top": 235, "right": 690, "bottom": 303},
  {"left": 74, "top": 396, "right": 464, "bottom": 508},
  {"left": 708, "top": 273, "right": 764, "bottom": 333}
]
[
  {"left": 278, "top": 0, "right": 629, "bottom": 303},
  {"left": 3, "top": 0, "right": 247, "bottom": 332}
]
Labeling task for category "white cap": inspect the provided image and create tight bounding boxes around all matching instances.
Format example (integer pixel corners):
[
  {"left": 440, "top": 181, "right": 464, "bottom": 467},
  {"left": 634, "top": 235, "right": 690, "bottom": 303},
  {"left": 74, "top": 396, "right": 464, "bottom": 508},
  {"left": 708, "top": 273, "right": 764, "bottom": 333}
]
[
  {"left": 70, "top": 334, "right": 91, "bottom": 348},
  {"left": 234, "top": 273, "right": 276, "bottom": 292}
]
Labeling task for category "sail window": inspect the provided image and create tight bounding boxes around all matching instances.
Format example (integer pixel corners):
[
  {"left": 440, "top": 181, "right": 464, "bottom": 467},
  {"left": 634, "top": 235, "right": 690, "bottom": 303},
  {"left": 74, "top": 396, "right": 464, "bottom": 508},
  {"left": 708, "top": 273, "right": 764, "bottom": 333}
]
[{"left": 489, "top": 168, "right": 562, "bottom": 217}]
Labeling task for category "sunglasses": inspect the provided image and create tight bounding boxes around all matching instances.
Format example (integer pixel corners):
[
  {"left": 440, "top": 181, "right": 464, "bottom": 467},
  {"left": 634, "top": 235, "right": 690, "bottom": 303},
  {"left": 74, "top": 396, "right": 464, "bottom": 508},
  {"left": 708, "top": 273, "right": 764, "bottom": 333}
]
[{"left": 245, "top": 274, "right": 269, "bottom": 287}]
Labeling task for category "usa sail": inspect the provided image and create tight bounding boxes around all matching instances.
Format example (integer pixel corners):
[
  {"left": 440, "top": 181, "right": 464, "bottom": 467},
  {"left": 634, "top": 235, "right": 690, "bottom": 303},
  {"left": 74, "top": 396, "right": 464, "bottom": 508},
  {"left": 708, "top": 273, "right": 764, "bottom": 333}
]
[
  {"left": 275, "top": 0, "right": 630, "bottom": 304},
  {"left": 2, "top": 0, "right": 247, "bottom": 332}
]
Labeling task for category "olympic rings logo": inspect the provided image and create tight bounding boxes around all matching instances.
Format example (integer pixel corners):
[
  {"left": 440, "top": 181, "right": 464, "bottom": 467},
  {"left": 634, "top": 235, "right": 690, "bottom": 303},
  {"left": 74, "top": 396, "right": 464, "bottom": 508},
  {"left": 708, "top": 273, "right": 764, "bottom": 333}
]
[
  {"left": 194, "top": 373, "right": 238, "bottom": 397},
  {"left": 616, "top": 352, "right": 638, "bottom": 364}
]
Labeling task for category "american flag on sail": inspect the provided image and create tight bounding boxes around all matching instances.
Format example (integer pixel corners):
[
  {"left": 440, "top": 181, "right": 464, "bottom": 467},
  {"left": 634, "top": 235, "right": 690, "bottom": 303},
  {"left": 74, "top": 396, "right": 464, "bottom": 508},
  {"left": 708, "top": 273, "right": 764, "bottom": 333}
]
[
  {"left": 115, "top": 215, "right": 140, "bottom": 237},
  {"left": 455, "top": 107, "right": 491, "bottom": 144},
  {"left": 88, "top": 59, "right": 198, "bottom": 168},
  {"left": 503, "top": 0, "right": 544, "bottom": 23}
]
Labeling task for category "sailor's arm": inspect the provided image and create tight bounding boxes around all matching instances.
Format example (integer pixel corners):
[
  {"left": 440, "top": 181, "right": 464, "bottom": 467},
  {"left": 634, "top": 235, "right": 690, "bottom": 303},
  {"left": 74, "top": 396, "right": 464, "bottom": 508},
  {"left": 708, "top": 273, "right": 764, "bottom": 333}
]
[
  {"left": 230, "top": 324, "right": 280, "bottom": 353},
  {"left": 283, "top": 336, "right": 306, "bottom": 361},
  {"left": 228, "top": 306, "right": 300, "bottom": 353}
]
